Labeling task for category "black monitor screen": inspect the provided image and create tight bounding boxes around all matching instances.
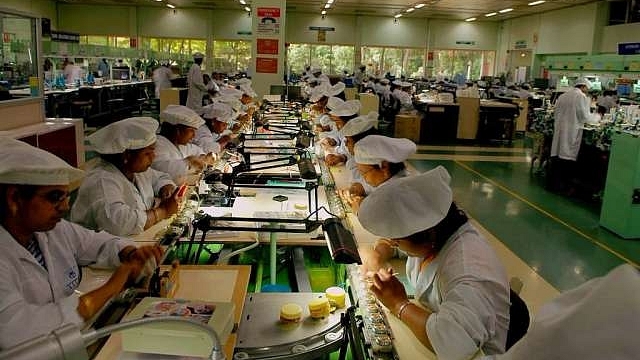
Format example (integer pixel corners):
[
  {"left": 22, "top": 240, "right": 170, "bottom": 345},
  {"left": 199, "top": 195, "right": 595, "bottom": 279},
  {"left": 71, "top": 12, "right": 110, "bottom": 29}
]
[{"left": 112, "top": 67, "right": 130, "bottom": 81}]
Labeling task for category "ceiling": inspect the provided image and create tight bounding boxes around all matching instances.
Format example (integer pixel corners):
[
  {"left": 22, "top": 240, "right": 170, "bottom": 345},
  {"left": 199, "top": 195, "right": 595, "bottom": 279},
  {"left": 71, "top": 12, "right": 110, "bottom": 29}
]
[{"left": 56, "top": 0, "right": 601, "bottom": 21}]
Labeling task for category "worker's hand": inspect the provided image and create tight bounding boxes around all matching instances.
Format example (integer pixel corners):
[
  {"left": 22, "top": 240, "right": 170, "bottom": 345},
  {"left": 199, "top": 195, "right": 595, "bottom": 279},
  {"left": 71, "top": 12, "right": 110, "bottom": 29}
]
[
  {"left": 370, "top": 267, "right": 409, "bottom": 314},
  {"left": 158, "top": 187, "right": 181, "bottom": 217},
  {"left": 217, "top": 135, "right": 232, "bottom": 149},
  {"left": 158, "top": 184, "right": 176, "bottom": 200},
  {"left": 120, "top": 245, "right": 164, "bottom": 265},
  {"left": 201, "top": 153, "right": 218, "bottom": 165},
  {"left": 320, "top": 137, "right": 338, "bottom": 148},
  {"left": 186, "top": 155, "right": 206, "bottom": 172},
  {"left": 325, "top": 154, "right": 346, "bottom": 166},
  {"left": 349, "top": 182, "right": 366, "bottom": 197},
  {"left": 359, "top": 246, "right": 384, "bottom": 275}
]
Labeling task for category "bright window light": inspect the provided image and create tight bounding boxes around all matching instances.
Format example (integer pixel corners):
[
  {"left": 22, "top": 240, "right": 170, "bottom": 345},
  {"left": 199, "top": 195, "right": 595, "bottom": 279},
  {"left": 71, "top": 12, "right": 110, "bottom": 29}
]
[
  {"left": 528, "top": 1, "right": 545, "bottom": 5},
  {"left": 485, "top": 12, "right": 497, "bottom": 17},
  {"left": 499, "top": 8, "right": 513, "bottom": 13},
  {"left": 465, "top": 17, "right": 477, "bottom": 22}
]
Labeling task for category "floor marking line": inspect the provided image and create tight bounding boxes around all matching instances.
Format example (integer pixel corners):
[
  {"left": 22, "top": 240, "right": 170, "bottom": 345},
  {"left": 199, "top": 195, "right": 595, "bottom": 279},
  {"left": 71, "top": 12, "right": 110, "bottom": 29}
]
[{"left": 454, "top": 160, "right": 639, "bottom": 269}]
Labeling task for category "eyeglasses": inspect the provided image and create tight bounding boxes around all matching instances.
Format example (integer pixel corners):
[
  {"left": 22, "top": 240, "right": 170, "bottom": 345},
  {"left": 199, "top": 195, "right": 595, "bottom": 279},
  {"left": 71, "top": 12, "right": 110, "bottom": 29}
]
[{"left": 36, "top": 190, "right": 70, "bottom": 206}]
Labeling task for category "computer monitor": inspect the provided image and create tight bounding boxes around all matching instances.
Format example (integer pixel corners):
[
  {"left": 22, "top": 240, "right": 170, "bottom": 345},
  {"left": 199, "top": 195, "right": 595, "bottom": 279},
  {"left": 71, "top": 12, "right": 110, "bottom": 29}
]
[
  {"left": 617, "top": 84, "right": 631, "bottom": 97},
  {"left": 111, "top": 67, "right": 130, "bottom": 81},
  {"left": 633, "top": 82, "right": 640, "bottom": 94},
  {"left": 590, "top": 81, "right": 602, "bottom": 91},
  {"left": 533, "top": 78, "right": 549, "bottom": 89}
]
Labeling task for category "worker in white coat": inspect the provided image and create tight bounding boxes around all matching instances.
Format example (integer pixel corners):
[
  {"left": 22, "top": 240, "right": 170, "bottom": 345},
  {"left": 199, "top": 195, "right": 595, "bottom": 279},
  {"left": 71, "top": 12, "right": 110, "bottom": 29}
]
[
  {"left": 71, "top": 117, "right": 181, "bottom": 236},
  {"left": 186, "top": 52, "right": 208, "bottom": 114},
  {"left": 482, "top": 264, "right": 640, "bottom": 360},
  {"left": 549, "top": 78, "right": 591, "bottom": 193},
  {"left": 152, "top": 63, "right": 174, "bottom": 98},
  {"left": 0, "top": 137, "right": 163, "bottom": 350},
  {"left": 152, "top": 105, "right": 213, "bottom": 184},
  {"left": 358, "top": 166, "right": 511, "bottom": 360},
  {"left": 193, "top": 101, "right": 235, "bottom": 155}
]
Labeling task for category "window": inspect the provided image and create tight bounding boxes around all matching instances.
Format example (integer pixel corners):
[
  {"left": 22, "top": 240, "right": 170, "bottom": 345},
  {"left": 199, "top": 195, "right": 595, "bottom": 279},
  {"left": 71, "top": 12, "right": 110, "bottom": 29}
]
[
  {"left": 212, "top": 40, "right": 251, "bottom": 73},
  {"left": 361, "top": 46, "right": 425, "bottom": 78},
  {"left": 432, "top": 50, "right": 495, "bottom": 81},
  {"left": 141, "top": 37, "right": 206, "bottom": 56},
  {"left": 81, "top": 36, "right": 109, "bottom": 46},
  {"left": 0, "top": 12, "right": 39, "bottom": 99},
  {"left": 287, "top": 44, "right": 355, "bottom": 76}
]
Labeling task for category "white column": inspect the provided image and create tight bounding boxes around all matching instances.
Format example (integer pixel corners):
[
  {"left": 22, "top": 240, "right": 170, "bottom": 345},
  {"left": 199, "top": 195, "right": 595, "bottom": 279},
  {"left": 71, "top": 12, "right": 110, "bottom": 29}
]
[{"left": 250, "top": 0, "right": 286, "bottom": 98}]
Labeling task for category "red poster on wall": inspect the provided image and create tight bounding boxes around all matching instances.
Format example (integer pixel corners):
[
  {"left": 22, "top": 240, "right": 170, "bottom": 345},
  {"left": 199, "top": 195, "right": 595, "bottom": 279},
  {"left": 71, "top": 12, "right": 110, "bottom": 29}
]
[
  {"left": 256, "top": 57, "right": 278, "bottom": 73},
  {"left": 257, "top": 7, "right": 281, "bottom": 35},
  {"left": 257, "top": 39, "right": 278, "bottom": 55}
]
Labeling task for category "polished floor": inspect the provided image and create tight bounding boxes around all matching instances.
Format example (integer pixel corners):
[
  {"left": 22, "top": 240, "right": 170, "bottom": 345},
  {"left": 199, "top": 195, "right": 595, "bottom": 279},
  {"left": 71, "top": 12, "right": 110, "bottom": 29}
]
[{"left": 408, "top": 143, "right": 640, "bottom": 311}]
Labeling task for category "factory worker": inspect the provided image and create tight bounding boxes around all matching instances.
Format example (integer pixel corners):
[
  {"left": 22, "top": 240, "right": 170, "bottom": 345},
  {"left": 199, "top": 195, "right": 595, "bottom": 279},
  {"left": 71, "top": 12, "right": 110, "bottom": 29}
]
[
  {"left": 194, "top": 102, "right": 235, "bottom": 154},
  {"left": 397, "top": 81, "right": 415, "bottom": 112},
  {"left": 358, "top": 166, "right": 510, "bottom": 359},
  {"left": 596, "top": 89, "right": 617, "bottom": 116},
  {"left": 70, "top": 117, "right": 180, "bottom": 236},
  {"left": 218, "top": 91, "right": 248, "bottom": 129},
  {"left": 63, "top": 61, "right": 82, "bottom": 84},
  {"left": 310, "top": 66, "right": 330, "bottom": 85},
  {"left": 186, "top": 52, "right": 208, "bottom": 114},
  {"left": 152, "top": 105, "right": 212, "bottom": 184},
  {"left": 323, "top": 98, "right": 361, "bottom": 166},
  {"left": 375, "top": 77, "right": 389, "bottom": 95},
  {"left": 354, "top": 64, "right": 367, "bottom": 92},
  {"left": 549, "top": 78, "right": 592, "bottom": 194},
  {"left": 310, "top": 82, "right": 332, "bottom": 114},
  {"left": 0, "top": 137, "right": 163, "bottom": 349},
  {"left": 482, "top": 264, "right": 639, "bottom": 360},
  {"left": 338, "top": 111, "right": 379, "bottom": 202},
  {"left": 152, "top": 62, "right": 174, "bottom": 98}
]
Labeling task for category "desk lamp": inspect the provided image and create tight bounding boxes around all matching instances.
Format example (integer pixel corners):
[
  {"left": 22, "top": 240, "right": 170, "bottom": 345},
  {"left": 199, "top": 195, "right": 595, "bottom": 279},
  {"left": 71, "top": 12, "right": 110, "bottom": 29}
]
[{"left": 0, "top": 316, "right": 225, "bottom": 360}]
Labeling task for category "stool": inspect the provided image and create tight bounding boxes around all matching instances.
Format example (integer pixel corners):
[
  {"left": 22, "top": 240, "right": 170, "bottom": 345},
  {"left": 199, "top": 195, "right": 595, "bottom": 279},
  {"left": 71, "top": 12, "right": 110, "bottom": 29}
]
[
  {"left": 70, "top": 99, "right": 93, "bottom": 127},
  {"left": 106, "top": 98, "right": 125, "bottom": 123}
]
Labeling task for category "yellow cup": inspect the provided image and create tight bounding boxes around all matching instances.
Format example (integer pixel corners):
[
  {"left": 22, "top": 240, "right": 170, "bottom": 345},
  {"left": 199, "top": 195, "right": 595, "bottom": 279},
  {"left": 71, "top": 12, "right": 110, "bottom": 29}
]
[{"left": 325, "top": 286, "right": 346, "bottom": 309}]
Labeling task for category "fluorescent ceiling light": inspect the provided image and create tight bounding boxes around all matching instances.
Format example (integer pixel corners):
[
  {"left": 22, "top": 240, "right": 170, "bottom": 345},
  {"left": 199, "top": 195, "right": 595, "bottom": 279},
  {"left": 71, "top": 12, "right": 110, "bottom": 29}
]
[
  {"left": 394, "top": 14, "right": 403, "bottom": 18},
  {"left": 327, "top": 0, "right": 334, "bottom": 3},
  {"left": 166, "top": 3, "right": 175, "bottom": 8},
  {"left": 465, "top": 17, "right": 477, "bottom": 22},
  {"left": 321, "top": 10, "right": 327, "bottom": 14},
  {"left": 406, "top": 8, "right": 415, "bottom": 13},
  {"left": 324, "top": 3, "right": 331, "bottom": 8},
  {"left": 244, "top": 6, "right": 251, "bottom": 11},
  {"left": 499, "top": 8, "right": 513, "bottom": 13},
  {"left": 154, "top": 0, "right": 162, "bottom": 2},
  {"left": 415, "top": 3, "right": 425, "bottom": 8},
  {"left": 528, "top": 0, "right": 545, "bottom": 5},
  {"left": 239, "top": 0, "right": 246, "bottom": 4},
  {"left": 485, "top": 12, "right": 497, "bottom": 17}
]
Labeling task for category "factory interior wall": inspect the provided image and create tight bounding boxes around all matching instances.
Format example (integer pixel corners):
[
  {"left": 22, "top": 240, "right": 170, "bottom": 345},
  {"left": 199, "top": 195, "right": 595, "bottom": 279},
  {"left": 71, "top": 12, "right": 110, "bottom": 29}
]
[
  {"left": 285, "top": 13, "right": 357, "bottom": 45},
  {"left": 600, "top": 22, "right": 640, "bottom": 53},
  {"left": 1, "top": 0, "right": 57, "bottom": 28}
]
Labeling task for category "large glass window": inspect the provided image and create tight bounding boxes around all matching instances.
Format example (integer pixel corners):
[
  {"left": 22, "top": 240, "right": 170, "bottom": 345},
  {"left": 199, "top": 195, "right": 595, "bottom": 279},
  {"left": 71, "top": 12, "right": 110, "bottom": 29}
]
[
  {"left": 287, "top": 44, "right": 355, "bottom": 76},
  {"left": 212, "top": 40, "right": 251, "bottom": 73},
  {"left": 0, "top": 12, "right": 39, "bottom": 100},
  {"left": 141, "top": 37, "right": 206, "bottom": 56},
  {"left": 432, "top": 49, "right": 495, "bottom": 81},
  {"left": 361, "top": 46, "right": 425, "bottom": 78}
]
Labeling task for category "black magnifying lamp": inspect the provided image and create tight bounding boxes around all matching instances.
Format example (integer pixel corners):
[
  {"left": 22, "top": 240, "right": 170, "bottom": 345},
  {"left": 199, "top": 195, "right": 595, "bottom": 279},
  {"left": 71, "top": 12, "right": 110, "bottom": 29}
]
[{"left": 0, "top": 316, "right": 226, "bottom": 360}]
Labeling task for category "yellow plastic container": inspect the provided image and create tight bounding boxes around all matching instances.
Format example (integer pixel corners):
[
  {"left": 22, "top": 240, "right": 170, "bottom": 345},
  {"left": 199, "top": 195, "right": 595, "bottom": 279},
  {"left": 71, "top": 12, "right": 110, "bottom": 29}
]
[{"left": 325, "top": 286, "right": 346, "bottom": 308}]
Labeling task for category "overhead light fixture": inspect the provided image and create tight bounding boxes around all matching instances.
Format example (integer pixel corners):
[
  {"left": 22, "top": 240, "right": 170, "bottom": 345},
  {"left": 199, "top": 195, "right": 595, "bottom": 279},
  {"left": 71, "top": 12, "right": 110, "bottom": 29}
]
[
  {"left": 394, "top": 13, "right": 403, "bottom": 18},
  {"left": 499, "top": 8, "right": 513, "bottom": 13},
  {"left": 324, "top": 3, "right": 331, "bottom": 8},
  {"left": 166, "top": 3, "right": 175, "bottom": 8},
  {"left": 321, "top": 10, "right": 327, "bottom": 15},
  {"left": 239, "top": 0, "right": 246, "bottom": 4},
  {"left": 327, "top": 0, "right": 334, "bottom": 3},
  {"left": 528, "top": 0, "right": 545, "bottom": 5},
  {"left": 154, "top": 0, "right": 162, "bottom": 2},
  {"left": 406, "top": 8, "right": 415, "bottom": 12},
  {"left": 415, "top": 3, "right": 425, "bottom": 8},
  {"left": 465, "top": 17, "right": 477, "bottom": 22},
  {"left": 244, "top": 6, "right": 251, "bottom": 11},
  {"left": 485, "top": 12, "right": 497, "bottom": 17}
]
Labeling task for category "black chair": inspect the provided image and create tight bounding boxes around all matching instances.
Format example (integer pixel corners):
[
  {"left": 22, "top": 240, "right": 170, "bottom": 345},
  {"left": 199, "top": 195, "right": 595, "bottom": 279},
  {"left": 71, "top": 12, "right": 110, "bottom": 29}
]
[{"left": 506, "top": 288, "right": 530, "bottom": 350}]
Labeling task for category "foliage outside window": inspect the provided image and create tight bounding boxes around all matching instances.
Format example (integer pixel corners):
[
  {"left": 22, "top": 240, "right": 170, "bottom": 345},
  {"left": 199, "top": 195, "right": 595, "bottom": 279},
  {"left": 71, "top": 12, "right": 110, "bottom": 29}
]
[
  {"left": 0, "top": 13, "right": 38, "bottom": 97},
  {"left": 287, "top": 43, "right": 355, "bottom": 76},
  {"left": 361, "top": 46, "right": 425, "bottom": 78},
  {"left": 432, "top": 49, "right": 495, "bottom": 81},
  {"left": 212, "top": 40, "right": 251, "bottom": 73},
  {"left": 141, "top": 37, "right": 206, "bottom": 57}
]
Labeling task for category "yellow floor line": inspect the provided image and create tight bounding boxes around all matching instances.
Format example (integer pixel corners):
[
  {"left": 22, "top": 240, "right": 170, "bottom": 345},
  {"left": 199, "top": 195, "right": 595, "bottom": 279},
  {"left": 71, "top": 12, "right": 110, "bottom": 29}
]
[
  {"left": 455, "top": 160, "right": 640, "bottom": 269},
  {"left": 410, "top": 154, "right": 531, "bottom": 163},
  {"left": 416, "top": 145, "right": 530, "bottom": 153}
]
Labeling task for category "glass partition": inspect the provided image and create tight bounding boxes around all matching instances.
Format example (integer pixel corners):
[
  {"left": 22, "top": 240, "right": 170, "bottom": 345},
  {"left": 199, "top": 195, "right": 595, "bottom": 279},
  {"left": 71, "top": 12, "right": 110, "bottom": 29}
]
[{"left": 0, "top": 9, "right": 40, "bottom": 101}]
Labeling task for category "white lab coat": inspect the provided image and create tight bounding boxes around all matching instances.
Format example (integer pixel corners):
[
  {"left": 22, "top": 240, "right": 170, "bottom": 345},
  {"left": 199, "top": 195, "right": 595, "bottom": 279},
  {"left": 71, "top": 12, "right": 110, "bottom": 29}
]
[
  {"left": 186, "top": 63, "right": 208, "bottom": 114},
  {"left": 484, "top": 264, "right": 640, "bottom": 360},
  {"left": 315, "top": 73, "right": 331, "bottom": 85},
  {"left": 393, "top": 89, "right": 414, "bottom": 112},
  {"left": 70, "top": 159, "right": 174, "bottom": 236},
  {"left": 0, "top": 222, "right": 132, "bottom": 349},
  {"left": 64, "top": 64, "right": 82, "bottom": 84},
  {"left": 345, "top": 155, "right": 374, "bottom": 195},
  {"left": 152, "top": 135, "right": 205, "bottom": 184},
  {"left": 193, "top": 125, "right": 223, "bottom": 155},
  {"left": 407, "top": 222, "right": 510, "bottom": 360},
  {"left": 153, "top": 66, "right": 173, "bottom": 98},
  {"left": 550, "top": 88, "right": 591, "bottom": 161}
]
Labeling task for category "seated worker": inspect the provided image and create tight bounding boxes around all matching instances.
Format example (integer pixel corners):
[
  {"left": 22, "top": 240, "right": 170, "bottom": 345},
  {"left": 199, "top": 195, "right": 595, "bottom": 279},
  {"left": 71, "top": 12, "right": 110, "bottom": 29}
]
[
  {"left": 322, "top": 98, "right": 361, "bottom": 166},
  {"left": 346, "top": 135, "right": 416, "bottom": 212},
  {"left": 152, "top": 105, "right": 214, "bottom": 184},
  {"left": 0, "top": 137, "right": 163, "bottom": 349},
  {"left": 358, "top": 166, "right": 510, "bottom": 359},
  {"left": 483, "top": 264, "right": 639, "bottom": 360},
  {"left": 71, "top": 117, "right": 181, "bottom": 236},
  {"left": 234, "top": 78, "right": 258, "bottom": 116},
  {"left": 219, "top": 88, "right": 250, "bottom": 130},
  {"left": 194, "top": 101, "right": 235, "bottom": 155}
]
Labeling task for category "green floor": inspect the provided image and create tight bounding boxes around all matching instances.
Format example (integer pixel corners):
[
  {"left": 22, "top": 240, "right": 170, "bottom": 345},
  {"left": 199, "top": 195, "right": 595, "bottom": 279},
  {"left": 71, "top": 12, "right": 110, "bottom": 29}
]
[{"left": 409, "top": 151, "right": 640, "bottom": 291}]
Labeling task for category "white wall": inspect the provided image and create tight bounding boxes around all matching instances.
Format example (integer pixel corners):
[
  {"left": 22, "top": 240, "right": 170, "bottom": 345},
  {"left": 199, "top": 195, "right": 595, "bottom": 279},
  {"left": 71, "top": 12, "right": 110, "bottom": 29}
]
[
  {"left": 599, "top": 23, "right": 640, "bottom": 53},
  {"left": 58, "top": 4, "right": 135, "bottom": 36},
  {"left": 536, "top": 3, "right": 598, "bottom": 54},
  {"left": 137, "top": 7, "right": 208, "bottom": 38},
  {"left": 360, "top": 16, "right": 428, "bottom": 48},
  {"left": 428, "top": 19, "right": 499, "bottom": 50},
  {"left": 212, "top": 9, "right": 252, "bottom": 40},
  {"left": 286, "top": 13, "right": 357, "bottom": 44},
  {"left": 1, "top": 0, "right": 57, "bottom": 27}
]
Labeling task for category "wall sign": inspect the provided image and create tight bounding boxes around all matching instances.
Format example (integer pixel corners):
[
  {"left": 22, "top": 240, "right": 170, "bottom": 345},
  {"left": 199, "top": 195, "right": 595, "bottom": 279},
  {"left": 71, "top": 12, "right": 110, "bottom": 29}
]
[
  {"left": 514, "top": 40, "right": 528, "bottom": 49},
  {"left": 618, "top": 42, "right": 640, "bottom": 55},
  {"left": 309, "top": 26, "right": 335, "bottom": 31},
  {"left": 455, "top": 40, "right": 476, "bottom": 46},
  {"left": 257, "top": 7, "right": 281, "bottom": 35},
  {"left": 256, "top": 57, "right": 278, "bottom": 73},
  {"left": 257, "top": 38, "right": 278, "bottom": 55},
  {"left": 51, "top": 31, "right": 80, "bottom": 43}
]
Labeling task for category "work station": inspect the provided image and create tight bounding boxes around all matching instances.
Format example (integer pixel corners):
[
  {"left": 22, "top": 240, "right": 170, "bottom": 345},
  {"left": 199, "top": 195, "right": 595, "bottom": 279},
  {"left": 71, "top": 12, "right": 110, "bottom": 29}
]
[{"left": 0, "top": 0, "right": 639, "bottom": 359}]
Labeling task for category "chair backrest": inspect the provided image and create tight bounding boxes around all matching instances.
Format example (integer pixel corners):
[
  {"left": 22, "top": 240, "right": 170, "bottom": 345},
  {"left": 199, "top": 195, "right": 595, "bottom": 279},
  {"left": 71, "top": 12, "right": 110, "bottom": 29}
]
[{"left": 506, "top": 288, "right": 530, "bottom": 350}]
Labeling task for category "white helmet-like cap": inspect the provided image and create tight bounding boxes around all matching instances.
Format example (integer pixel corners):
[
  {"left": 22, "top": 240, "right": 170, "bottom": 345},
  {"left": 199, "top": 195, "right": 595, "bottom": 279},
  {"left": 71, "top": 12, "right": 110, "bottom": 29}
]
[
  {"left": 358, "top": 166, "right": 453, "bottom": 238},
  {"left": 219, "top": 87, "right": 243, "bottom": 99},
  {"left": 193, "top": 52, "right": 204, "bottom": 59},
  {"left": 160, "top": 105, "right": 205, "bottom": 129},
  {"left": 329, "top": 82, "right": 346, "bottom": 96},
  {"left": 203, "top": 102, "right": 234, "bottom": 124},
  {"left": 341, "top": 111, "right": 378, "bottom": 137},
  {"left": 574, "top": 78, "right": 592, "bottom": 89},
  {"left": 0, "top": 137, "right": 84, "bottom": 185},
  {"left": 326, "top": 96, "right": 345, "bottom": 111},
  {"left": 329, "top": 99, "right": 361, "bottom": 117},
  {"left": 309, "top": 83, "right": 331, "bottom": 103},
  {"left": 354, "top": 135, "right": 416, "bottom": 165},
  {"left": 88, "top": 117, "right": 158, "bottom": 154},
  {"left": 380, "top": 78, "right": 390, "bottom": 85},
  {"left": 310, "top": 66, "right": 322, "bottom": 74}
]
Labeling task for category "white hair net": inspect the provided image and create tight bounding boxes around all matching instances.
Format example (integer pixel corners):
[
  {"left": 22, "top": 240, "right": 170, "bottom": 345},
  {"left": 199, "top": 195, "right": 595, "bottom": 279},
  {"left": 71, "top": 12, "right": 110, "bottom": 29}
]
[
  {"left": 341, "top": 111, "right": 378, "bottom": 137},
  {"left": 160, "top": 105, "right": 205, "bottom": 129},
  {"left": 354, "top": 135, "right": 416, "bottom": 165},
  {"left": 88, "top": 117, "right": 158, "bottom": 154}
]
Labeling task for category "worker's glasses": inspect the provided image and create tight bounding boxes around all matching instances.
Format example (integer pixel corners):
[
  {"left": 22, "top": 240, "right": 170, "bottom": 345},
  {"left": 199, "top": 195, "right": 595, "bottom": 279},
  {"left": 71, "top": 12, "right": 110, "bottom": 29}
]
[{"left": 37, "top": 190, "right": 70, "bottom": 206}]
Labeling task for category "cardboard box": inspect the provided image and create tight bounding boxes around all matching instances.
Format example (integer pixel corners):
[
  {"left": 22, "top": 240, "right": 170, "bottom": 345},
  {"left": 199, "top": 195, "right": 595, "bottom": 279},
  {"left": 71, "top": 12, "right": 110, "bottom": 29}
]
[{"left": 121, "top": 297, "right": 235, "bottom": 357}]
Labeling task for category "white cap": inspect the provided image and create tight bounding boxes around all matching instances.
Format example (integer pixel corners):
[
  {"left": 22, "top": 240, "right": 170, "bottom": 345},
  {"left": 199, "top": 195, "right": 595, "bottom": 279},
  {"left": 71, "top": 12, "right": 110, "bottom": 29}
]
[
  {"left": 392, "top": 80, "right": 402, "bottom": 86},
  {"left": 575, "top": 78, "right": 592, "bottom": 88},
  {"left": 341, "top": 111, "right": 378, "bottom": 137},
  {"left": 0, "top": 137, "right": 84, "bottom": 185},
  {"left": 357, "top": 166, "right": 453, "bottom": 238},
  {"left": 330, "top": 99, "right": 361, "bottom": 117},
  {"left": 217, "top": 95, "right": 245, "bottom": 117},
  {"left": 193, "top": 52, "right": 204, "bottom": 59},
  {"left": 88, "top": 117, "right": 158, "bottom": 154},
  {"left": 354, "top": 135, "right": 416, "bottom": 165},
  {"left": 234, "top": 78, "right": 251, "bottom": 86},
  {"left": 329, "top": 82, "right": 346, "bottom": 96},
  {"left": 380, "top": 78, "right": 390, "bottom": 85},
  {"left": 326, "top": 96, "right": 345, "bottom": 111},
  {"left": 309, "top": 83, "right": 331, "bottom": 103},
  {"left": 318, "top": 114, "right": 334, "bottom": 127},
  {"left": 160, "top": 105, "right": 205, "bottom": 129},
  {"left": 310, "top": 66, "right": 322, "bottom": 74},
  {"left": 239, "top": 84, "right": 257, "bottom": 98},
  {"left": 401, "top": 81, "right": 412, "bottom": 87},
  {"left": 202, "top": 102, "right": 234, "bottom": 124},
  {"left": 219, "top": 87, "right": 243, "bottom": 99}
]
